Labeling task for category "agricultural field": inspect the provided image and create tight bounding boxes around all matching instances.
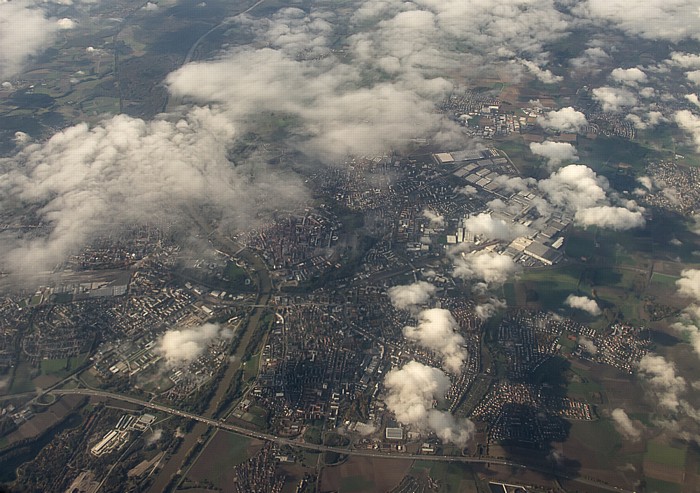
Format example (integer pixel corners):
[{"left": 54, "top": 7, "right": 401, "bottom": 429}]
[
  {"left": 184, "top": 431, "right": 260, "bottom": 491},
  {"left": 320, "top": 456, "right": 411, "bottom": 493}
]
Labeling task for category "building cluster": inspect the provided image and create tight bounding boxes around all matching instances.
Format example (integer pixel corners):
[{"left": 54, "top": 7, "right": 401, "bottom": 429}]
[
  {"left": 238, "top": 210, "right": 341, "bottom": 284},
  {"left": 254, "top": 304, "right": 368, "bottom": 430},
  {"left": 441, "top": 90, "right": 527, "bottom": 138},
  {"left": 643, "top": 161, "right": 700, "bottom": 214},
  {"left": 90, "top": 413, "right": 155, "bottom": 457},
  {"left": 496, "top": 311, "right": 564, "bottom": 380},
  {"left": 573, "top": 323, "right": 650, "bottom": 373},
  {"left": 233, "top": 443, "right": 285, "bottom": 493}
]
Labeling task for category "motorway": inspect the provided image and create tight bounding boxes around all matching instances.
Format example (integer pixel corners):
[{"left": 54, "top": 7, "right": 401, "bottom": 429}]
[{"left": 50, "top": 388, "right": 634, "bottom": 493}]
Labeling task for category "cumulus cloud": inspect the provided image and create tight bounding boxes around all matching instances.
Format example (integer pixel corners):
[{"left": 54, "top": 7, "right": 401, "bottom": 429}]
[
  {"left": 166, "top": 47, "right": 462, "bottom": 161},
  {"left": 685, "top": 94, "right": 700, "bottom": 109},
  {"left": 669, "top": 52, "right": 700, "bottom": 69},
  {"left": 403, "top": 308, "right": 466, "bottom": 373},
  {"left": 383, "top": 361, "right": 474, "bottom": 446},
  {"left": 0, "top": 1, "right": 60, "bottom": 79},
  {"left": 56, "top": 18, "right": 76, "bottom": 30},
  {"left": 145, "top": 429, "right": 163, "bottom": 445},
  {"left": 570, "top": 46, "right": 611, "bottom": 71},
  {"left": 519, "top": 59, "right": 562, "bottom": 84},
  {"left": 475, "top": 297, "right": 506, "bottom": 321},
  {"left": 611, "top": 408, "right": 641, "bottom": 441},
  {"left": 354, "top": 421, "right": 377, "bottom": 436},
  {"left": 537, "top": 107, "right": 588, "bottom": 133},
  {"left": 574, "top": 206, "right": 646, "bottom": 231},
  {"left": 463, "top": 213, "right": 528, "bottom": 242},
  {"left": 574, "top": 0, "right": 700, "bottom": 42},
  {"left": 529, "top": 141, "right": 578, "bottom": 168},
  {"left": 578, "top": 336, "right": 598, "bottom": 354},
  {"left": 157, "top": 322, "right": 233, "bottom": 367},
  {"left": 452, "top": 250, "right": 519, "bottom": 286},
  {"left": 387, "top": 281, "right": 437, "bottom": 311},
  {"left": 538, "top": 165, "right": 645, "bottom": 230},
  {"left": 0, "top": 108, "right": 307, "bottom": 278},
  {"left": 674, "top": 271, "right": 700, "bottom": 358},
  {"left": 422, "top": 209, "right": 445, "bottom": 228},
  {"left": 592, "top": 87, "right": 637, "bottom": 112},
  {"left": 610, "top": 67, "right": 647, "bottom": 85},
  {"left": 637, "top": 176, "right": 653, "bottom": 190},
  {"left": 674, "top": 110, "right": 700, "bottom": 151},
  {"left": 626, "top": 111, "right": 665, "bottom": 130},
  {"left": 687, "top": 70, "right": 700, "bottom": 86},
  {"left": 565, "top": 295, "right": 602, "bottom": 316},
  {"left": 638, "top": 354, "right": 687, "bottom": 412}
]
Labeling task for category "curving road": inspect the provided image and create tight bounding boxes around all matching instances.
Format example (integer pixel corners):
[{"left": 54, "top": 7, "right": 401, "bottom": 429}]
[{"left": 51, "top": 388, "right": 634, "bottom": 493}]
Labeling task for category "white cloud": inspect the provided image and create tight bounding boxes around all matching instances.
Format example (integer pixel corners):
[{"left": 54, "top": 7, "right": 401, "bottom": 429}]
[
  {"left": 677, "top": 269, "right": 700, "bottom": 302},
  {"left": 157, "top": 322, "right": 233, "bottom": 367},
  {"left": 570, "top": 46, "right": 611, "bottom": 71},
  {"left": 674, "top": 110, "right": 700, "bottom": 151},
  {"left": 638, "top": 354, "right": 687, "bottom": 412},
  {"left": 530, "top": 141, "right": 578, "bottom": 168},
  {"left": 574, "top": 206, "right": 645, "bottom": 231},
  {"left": 56, "top": 18, "right": 76, "bottom": 30},
  {"left": 685, "top": 94, "right": 700, "bottom": 109},
  {"left": 142, "top": 2, "right": 158, "bottom": 11},
  {"left": 463, "top": 213, "right": 529, "bottom": 242},
  {"left": 403, "top": 308, "right": 466, "bottom": 373},
  {"left": 687, "top": 70, "right": 700, "bottom": 86},
  {"left": 0, "top": 1, "right": 60, "bottom": 79},
  {"left": 537, "top": 165, "right": 645, "bottom": 230},
  {"left": 474, "top": 298, "right": 506, "bottom": 321},
  {"left": 422, "top": 209, "right": 445, "bottom": 228},
  {"left": 167, "top": 47, "right": 462, "bottom": 161},
  {"left": 519, "top": 59, "right": 562, "bottom": 84},
  {"left": 575, "top": 0, "right": 700, "bottom": 42},
  {"left": 383, "top": 361, "right": 474, "bottom": 446},
  {"left": 637, "top": 176, "right": 653, "bottom": 190},
  {"left": 611, "top": 409, "right": 641, "bottom": 441},
  {"left": 0, "top": 108, "right": 307, "bottom": 278},
  {"left": 592, "top": 86, "right": 637, "bottom": 112},
  {"left": 610, "top": 67, "right": 647, "bottom": 85},
  {"left": 578, "top": 336, "right": 598, "bottom": 354},
  {"left": 452, "top": 250, "right": 519, "bottom": 286},
  {"left": 565, "top": 295, "right": 602, "bottom": 316},
  {"left": 669, "top": 52, "right": 700, "bottom": 69},
  {"left": 626, "top": 111, "right": 665, "bottom": 130},
  {"left": 537, "top": 107, "right": 588, "bottom": 133},
  {"left": 387, "top": 281, "right": 436, "bottom": 311}
]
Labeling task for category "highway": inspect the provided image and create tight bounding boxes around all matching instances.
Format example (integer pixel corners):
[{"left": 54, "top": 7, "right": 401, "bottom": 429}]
[{"left": 50, "top": 388, "right": 634, "bottom": 493}]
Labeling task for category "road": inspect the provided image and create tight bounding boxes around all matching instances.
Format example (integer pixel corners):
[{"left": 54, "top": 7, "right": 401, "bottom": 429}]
[{"left": 51, "top": 388, "right": 635, "bottom": 493}]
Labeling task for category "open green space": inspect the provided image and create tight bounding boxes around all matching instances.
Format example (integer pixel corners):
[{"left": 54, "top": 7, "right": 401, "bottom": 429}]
[
  {"left": 410, "top": 461, "right": 476, "bottom": 493},
  {"left": 517, "top": 264, "right": 585, "bottom": 310},
  {"left": 40, "top": 354, "right": 88, "bottom": 377},
  {"left": 570, "top": 420, "right": 621, "bottom": 459},
  {"left": 339, "top": 475, "right": 375, "bottom": 493},
  {"left": 8, "top": 362, "right": 36, "bottom": 394},
  {"left": 242, "top": 353, "right": 260, "bottom": 382},
  {"left": 643, "top": 477, "right": 682, "bottom": 493},
  {"left": 651, "top": 272, "right": 680, "bottom": 287},
  {"left": 645, "top": 442, "right": 687, "bottom": 468}
]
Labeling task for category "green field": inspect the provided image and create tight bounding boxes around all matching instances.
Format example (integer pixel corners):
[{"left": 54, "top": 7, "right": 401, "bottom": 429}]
[
  {"left": 644, "top": 477, "right": 682, "bottom": 493},
  {"left": 645, "top": 442, "right": 687, "bottom": 468},
  {"left": 650, "top": 272, "right": 680, "bottom": 287},
  {"left": 40, "top": 354, "right": 88, "bottom": 377},
  {"left": 410, "top": 461, "right": 476, "bottom": 493},
  {"left": 517, "top": 264, "right": 586, "bottom": 309},
  {"left": 340, "top": 476, "right": 375, "bottom": 493},
  {"left": 570, "top": 420, "right": 621, "bottom": 459}
]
